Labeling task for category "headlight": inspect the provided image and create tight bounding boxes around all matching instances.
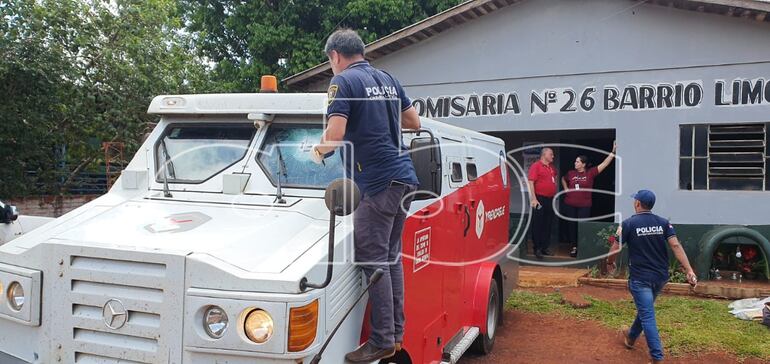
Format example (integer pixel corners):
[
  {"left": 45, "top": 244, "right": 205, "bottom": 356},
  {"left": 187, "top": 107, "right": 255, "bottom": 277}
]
[
  {"left": 203, "top": 306, "right": 228, "bottom": 339},
  {"left": 7, "top": 281, "right": 24, "bottom": 311},
  {"left": 244, "top": 309, "right": 274, "bottom": 344}
]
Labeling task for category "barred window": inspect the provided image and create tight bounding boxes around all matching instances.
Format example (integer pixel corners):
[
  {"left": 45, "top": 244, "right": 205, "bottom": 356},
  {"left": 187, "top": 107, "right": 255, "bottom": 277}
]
[{"left": 679, "top": 123, "right": 769, "bottom": 191}]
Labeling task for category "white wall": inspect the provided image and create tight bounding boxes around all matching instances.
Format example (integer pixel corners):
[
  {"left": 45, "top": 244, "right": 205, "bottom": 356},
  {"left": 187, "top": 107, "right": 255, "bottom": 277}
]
[{"left": 323, "top": 0, "right": 770, "bottom": 225}]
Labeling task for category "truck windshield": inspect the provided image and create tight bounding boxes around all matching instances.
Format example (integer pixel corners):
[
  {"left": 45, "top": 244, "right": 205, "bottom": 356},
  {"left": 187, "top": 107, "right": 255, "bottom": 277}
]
[
  {"left": 257, "top": 124, "right": 344, "bottom": 189},
  {"left": 155, "top": 124, "right": 255, "bottom": 183}
]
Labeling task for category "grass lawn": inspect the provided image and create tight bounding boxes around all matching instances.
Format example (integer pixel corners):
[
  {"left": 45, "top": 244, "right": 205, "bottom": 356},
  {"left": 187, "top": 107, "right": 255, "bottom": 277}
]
[{"left": 507, "top": 290, "right": 770, "bottom": 360}]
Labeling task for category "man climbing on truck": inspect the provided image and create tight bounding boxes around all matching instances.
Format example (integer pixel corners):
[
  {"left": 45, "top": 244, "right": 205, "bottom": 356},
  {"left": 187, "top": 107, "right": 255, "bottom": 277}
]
[{"left": 310, "top": 28, "right": 422, "bottom": 363}]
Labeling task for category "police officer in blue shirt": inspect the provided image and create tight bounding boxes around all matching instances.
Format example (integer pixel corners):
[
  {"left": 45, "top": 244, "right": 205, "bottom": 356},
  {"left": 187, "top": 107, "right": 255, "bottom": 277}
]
[
  {"left": 311, "top": 29, "right": 421, "bottom": 363},
  {"left": 619, "top": 190, "right": 696, "bottom": 363}
]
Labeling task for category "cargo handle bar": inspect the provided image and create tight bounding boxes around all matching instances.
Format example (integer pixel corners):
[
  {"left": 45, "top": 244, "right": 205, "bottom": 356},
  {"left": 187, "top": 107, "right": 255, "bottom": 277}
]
[
  {"left": 403, "top": 128, "right": 440, "bottom": 200},
  {"left": 402, "top": 128, "right": 438, "bottom": 164}
]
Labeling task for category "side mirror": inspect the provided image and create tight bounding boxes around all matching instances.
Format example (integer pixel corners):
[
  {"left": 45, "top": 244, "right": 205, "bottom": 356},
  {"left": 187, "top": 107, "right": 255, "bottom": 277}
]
[
  {"left": 324, "top": 178, "right": 360, "bottom": 216},
  {"left": 0, "top": 201, "right": 19, "bottom": 224},
  {"left": 300, "top": 178, "right": 360, "bottom": 292}
]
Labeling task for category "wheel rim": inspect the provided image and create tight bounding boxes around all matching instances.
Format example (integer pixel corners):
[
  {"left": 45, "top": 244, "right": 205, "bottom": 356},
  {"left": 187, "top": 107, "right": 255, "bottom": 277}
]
[{"left": 486, "top": 287, "right": 499, "bottom": 338}]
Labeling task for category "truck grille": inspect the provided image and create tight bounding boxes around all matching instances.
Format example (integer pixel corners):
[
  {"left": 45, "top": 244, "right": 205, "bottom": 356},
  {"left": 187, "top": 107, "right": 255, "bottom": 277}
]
[
  {"left": 53, "top": 249, "right": 185, "bottom": 364},
  {"left": 327, "top": 266, "right": 363, "bottom": 328}
]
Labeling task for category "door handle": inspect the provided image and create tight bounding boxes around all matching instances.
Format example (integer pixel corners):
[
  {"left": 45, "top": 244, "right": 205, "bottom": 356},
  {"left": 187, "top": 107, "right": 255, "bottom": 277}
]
[
  {"left": 419, "top": 208, "right": 431, "bottom": 224},
  {"left": 463, "top": 206, "right": 471, "bottom": 237}
]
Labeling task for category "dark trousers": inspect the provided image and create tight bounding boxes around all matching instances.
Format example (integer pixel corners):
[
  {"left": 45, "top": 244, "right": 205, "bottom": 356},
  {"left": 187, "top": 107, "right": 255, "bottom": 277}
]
[
  {"left": 532, "top": 195, "right": 554, "bottom": 253},
  {"left": 563, "top": 204, "right": 591, "bottom": 247},
  {"left": 353, "top": 182, "right": 416, "bottom": 348}
]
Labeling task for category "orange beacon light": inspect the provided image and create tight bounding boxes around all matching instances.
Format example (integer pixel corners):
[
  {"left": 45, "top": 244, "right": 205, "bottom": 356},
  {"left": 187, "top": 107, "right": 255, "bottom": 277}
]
[{"left": 260, "top": 75, "right": 278, "bottom": 93}]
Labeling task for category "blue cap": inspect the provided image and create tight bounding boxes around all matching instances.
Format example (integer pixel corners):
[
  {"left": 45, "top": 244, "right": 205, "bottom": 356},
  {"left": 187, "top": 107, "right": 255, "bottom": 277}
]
[{"left": 631, "top": 189, "right": 656, "bottom": 208}]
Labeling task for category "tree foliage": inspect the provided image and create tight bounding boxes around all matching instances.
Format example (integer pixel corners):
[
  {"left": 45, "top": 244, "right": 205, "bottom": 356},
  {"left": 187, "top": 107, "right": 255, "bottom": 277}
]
[
  {"left": 1, "top": 0, "right": 463, "bottom": 197},
  {"left": 180, "top": 0, "right": 464, "bottom": 92},
  {"left": 0, "top": 0, "right": 207, "bottom": 197}
]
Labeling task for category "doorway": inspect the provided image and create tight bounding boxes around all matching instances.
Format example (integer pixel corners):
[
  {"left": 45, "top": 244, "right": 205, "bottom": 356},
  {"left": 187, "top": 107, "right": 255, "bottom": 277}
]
[{"left": 486, "top": 129, "right": 617, "bottom": 260}]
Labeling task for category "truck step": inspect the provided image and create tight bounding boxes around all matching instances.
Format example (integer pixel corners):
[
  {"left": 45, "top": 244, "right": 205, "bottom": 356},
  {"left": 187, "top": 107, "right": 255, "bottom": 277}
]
[{"left": 440, "top": 326, "right": 480, "bottom": 364}]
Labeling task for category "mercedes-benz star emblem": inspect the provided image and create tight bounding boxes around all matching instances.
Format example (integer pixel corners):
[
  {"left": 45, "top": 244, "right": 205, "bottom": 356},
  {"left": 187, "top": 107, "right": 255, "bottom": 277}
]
[{"left": 102, "top": 299, "right": 128, "bottom": 330}]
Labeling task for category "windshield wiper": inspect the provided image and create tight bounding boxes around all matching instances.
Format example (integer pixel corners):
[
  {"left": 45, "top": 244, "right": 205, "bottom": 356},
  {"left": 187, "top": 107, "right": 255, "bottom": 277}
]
[
  {"left": 274, "top": 146, "right": 288, "bottom": 204},
  {"left": 159, "top": 138, "right": 175, "bottom": 198}
]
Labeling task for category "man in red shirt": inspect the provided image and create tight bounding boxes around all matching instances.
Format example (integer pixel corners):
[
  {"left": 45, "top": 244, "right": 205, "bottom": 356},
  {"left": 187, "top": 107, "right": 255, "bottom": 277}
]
[{"left": 528, "top": 147, "right": 557, "bottom": 259}]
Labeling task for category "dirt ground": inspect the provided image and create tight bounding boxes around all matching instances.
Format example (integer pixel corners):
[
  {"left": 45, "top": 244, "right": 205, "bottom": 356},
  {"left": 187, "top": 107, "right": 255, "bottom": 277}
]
[
  {"left": 458, "top": 285, "right": 765, "bottom": 364},
  {"left": 527, "top": 285, "right": 633, "bottom": 301}
]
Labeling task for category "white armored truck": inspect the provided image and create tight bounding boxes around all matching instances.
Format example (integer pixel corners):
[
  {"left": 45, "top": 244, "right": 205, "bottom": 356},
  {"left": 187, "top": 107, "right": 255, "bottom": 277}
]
[{"left": 0, "top": 92, "right": 516, "bottom": 364}]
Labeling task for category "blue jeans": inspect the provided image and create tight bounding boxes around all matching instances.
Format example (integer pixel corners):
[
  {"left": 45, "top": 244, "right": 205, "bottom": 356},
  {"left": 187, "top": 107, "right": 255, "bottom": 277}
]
[{"left": 628, "top": 279, "right": 666, "bottom": 361}]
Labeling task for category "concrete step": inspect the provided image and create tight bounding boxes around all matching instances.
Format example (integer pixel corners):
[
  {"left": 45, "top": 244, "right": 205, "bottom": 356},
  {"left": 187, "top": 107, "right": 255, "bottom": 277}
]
[
  {"left": 522, "top": 253, "right": 576, "bottom": 263},
  {"left": 521, "top": 254, "right": 595, "bottom": 268},
  {"left": 519, "top": 266, "right": 589, "bottom": 288}
]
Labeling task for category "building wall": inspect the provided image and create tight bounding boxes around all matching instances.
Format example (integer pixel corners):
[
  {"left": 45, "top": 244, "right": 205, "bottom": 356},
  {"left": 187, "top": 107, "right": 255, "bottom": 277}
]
[
  {"left": 375, "top": 0, "right": 770, "bottom": 87},
  {"left": 310, "top": 0, "right": 770, "bottom": 225}
]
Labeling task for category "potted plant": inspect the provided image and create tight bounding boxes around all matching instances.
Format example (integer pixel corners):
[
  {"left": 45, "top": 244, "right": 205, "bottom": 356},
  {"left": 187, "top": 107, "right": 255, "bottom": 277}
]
[
  {"left": 669, "top": 259, "right": 688, "bottom": 283},
  {"left": 738, "top": 246, "right": 760, "bottom": 280},
  {"left": 747, "top": 256, "right": 767, "bottom": 280},
  {"left": 596, "top": 225, "right": 620, "bottom": 276}
]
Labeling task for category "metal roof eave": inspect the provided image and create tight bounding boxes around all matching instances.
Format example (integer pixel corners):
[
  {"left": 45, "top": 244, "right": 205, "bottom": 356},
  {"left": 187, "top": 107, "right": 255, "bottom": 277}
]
[
  {"left": 283, "top": 0, "right": 770, "bottom": 89},
  {"left": 283, "top": 0, "right": 521, "bottom": 88}
]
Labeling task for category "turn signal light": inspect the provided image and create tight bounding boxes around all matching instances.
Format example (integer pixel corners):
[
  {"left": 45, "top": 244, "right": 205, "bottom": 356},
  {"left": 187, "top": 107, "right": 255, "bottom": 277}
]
[
  {"left": 260, "top": 75, "right": 278, "bottom": 93},
  {"left": 287, "top": 299, "right": 319, "bottom": 352}
]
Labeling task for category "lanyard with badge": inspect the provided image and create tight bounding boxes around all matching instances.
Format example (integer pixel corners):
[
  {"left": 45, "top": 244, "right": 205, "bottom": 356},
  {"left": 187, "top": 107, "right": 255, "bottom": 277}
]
[
  {"left": 574, "top": 172, "right": 580, "bottom": 190},
  {"left": 541, "top": 162, "right": 556, "bottom": 184},
  {"left": 545, "top": 163, "right": 555, "bottom": 184}
]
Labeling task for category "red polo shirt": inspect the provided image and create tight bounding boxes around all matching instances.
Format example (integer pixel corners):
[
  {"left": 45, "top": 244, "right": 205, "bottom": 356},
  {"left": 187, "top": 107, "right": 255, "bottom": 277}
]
[
  {"left": 564, "top": 167, "right": 599, "bottom": 207},
  {"left": 528, "top": 161, "right": 557, "bottom": 198}
]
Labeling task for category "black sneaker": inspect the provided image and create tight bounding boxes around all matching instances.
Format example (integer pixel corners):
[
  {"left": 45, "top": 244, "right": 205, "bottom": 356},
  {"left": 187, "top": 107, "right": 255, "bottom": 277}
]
[
  {"left": 541, "top": 248, "right": 554, "bottom": 256},
  {"left": 535, "top": 250, "right": 544, "bottom": 260},
  {"left": 569, "top": 247, "right": 578, "bottom": 258}
]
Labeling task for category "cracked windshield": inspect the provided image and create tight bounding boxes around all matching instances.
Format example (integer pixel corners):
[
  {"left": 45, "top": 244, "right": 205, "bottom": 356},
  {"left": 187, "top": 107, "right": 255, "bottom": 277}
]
[{"left": 258, "top": 124, "right": 344, "bottom": 188}]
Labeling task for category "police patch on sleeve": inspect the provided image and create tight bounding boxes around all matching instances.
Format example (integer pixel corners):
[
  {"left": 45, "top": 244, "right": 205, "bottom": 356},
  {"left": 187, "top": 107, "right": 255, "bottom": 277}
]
[{"left": 327, "top": 85, "right": 338, "bottom": 106}]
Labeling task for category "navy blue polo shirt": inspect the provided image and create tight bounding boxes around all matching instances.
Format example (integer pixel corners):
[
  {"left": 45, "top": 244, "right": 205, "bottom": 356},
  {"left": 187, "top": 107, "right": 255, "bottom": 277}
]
[
  {"left": 326, "top": 60, "right": 418, "bottom": 197},
  {"left": 621, "top": 212, "right": 676, "bottom": 282}
]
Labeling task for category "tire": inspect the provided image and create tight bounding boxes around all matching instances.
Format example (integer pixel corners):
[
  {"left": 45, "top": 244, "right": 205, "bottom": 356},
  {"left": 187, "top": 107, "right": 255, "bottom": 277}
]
[{"left": 470, "top": 276, "right": 501, "bottom": 354}]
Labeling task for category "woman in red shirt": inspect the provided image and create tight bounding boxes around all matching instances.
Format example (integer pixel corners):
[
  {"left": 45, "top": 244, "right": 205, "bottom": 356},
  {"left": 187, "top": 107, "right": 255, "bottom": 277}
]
[{"left": 562, "top": 142, "right": 616, "bottom": 257}]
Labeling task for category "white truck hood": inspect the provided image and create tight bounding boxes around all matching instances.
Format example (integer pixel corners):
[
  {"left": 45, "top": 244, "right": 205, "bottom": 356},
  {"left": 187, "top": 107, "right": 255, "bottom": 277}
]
[{"left": 55, "top": 200, "right": 330, "bottom": 274}]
